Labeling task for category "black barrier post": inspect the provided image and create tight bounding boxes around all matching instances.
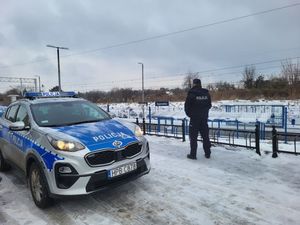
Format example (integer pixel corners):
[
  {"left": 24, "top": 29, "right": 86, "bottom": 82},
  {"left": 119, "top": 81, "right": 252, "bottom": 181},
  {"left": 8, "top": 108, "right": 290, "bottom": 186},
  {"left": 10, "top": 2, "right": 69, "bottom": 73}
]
[
  {"left": 182, "top": 119, "right": 186, "bottom": 142},
  {"left": 136, "top": 118, "right": 139, "bottom": 125},
  {"left": 143, "top": 118, "right": 146, "bottom": 135},
  {"left": 272, "top": 126, "right": 278, "bottom": 158},
  {"left": 255, "top": 123, "right": 261, "bottom": 156}
]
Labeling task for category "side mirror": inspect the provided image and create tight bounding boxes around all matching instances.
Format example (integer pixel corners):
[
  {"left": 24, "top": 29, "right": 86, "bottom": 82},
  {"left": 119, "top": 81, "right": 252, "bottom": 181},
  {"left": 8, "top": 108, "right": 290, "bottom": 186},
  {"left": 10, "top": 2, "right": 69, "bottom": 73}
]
[{"left": 9, "top": 121, "right": 27, "bottom": 131}]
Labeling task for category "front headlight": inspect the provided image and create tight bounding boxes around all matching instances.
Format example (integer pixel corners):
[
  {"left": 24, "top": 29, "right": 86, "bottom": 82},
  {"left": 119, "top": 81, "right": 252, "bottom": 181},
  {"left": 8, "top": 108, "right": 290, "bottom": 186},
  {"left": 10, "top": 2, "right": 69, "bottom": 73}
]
[
  {"left": 47, "top": 135, "right": 85, "bottom": 152},
  {"left": 134, "top": 125, "right": 143, "bottom": 137}
]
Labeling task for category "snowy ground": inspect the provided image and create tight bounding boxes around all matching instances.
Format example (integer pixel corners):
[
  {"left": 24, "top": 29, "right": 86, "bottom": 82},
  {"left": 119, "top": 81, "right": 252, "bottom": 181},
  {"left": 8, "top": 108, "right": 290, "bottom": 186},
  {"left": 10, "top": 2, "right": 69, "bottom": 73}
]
[{"left": 0, "top": 136, "right": 300, "bottom": 225}]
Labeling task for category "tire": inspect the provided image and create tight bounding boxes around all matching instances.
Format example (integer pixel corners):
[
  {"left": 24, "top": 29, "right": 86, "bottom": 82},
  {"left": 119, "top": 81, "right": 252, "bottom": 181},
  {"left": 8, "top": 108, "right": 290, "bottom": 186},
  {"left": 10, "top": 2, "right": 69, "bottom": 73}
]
[
  {"left": 0, "top": 150, "right": 11, "bottom": 171},
  {"left": 29, "top": 162, "right": 53, "bottom": 208}
]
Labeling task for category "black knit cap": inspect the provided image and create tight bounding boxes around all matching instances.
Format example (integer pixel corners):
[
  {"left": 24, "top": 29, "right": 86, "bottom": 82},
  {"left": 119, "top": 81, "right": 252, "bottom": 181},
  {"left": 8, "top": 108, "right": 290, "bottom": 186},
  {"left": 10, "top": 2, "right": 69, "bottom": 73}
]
[{"left": 193, "top": 78, "right": 201, "bottom": 85}]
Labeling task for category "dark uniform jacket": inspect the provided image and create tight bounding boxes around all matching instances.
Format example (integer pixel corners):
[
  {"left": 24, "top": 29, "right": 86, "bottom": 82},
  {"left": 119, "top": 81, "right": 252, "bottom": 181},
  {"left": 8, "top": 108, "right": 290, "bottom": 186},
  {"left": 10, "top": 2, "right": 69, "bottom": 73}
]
[{"left": 184, "top": 86, "right": 212, "bottom": 120}]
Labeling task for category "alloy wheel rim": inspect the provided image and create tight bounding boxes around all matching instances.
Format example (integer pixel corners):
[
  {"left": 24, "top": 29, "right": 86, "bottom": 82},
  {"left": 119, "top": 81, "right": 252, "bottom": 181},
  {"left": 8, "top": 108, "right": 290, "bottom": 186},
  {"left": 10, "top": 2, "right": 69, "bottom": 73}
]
[{"left": 31, "top": 169, "right": 43, "bottom": 202}]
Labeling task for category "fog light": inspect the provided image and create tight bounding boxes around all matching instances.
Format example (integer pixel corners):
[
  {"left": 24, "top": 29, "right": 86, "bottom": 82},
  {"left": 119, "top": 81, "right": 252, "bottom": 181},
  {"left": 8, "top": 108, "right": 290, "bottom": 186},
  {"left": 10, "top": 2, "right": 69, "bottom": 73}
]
[{"left": 58, "top": 166, "right": 72, "bottom": 174}]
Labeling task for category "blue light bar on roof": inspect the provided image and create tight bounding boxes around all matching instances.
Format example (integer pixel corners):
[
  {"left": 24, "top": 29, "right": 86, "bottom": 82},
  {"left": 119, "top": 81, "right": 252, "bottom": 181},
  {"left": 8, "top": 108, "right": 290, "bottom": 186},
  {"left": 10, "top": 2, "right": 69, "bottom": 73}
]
[{"left": 24, "top": 91, "right": 77, "bottom": 99}]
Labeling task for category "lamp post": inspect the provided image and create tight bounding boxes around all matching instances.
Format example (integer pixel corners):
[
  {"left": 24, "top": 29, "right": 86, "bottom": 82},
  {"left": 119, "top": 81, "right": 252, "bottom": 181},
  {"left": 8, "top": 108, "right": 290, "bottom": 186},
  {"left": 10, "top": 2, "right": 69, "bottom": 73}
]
[
  {"left": 46, "top": 45, "right": 69, "bottom": 92},
  {"left": 138, "top": 62, "right": 145, "bottom": 118},
  {"left": 35, "top": 75, "right": 41, "bottom": 92}
]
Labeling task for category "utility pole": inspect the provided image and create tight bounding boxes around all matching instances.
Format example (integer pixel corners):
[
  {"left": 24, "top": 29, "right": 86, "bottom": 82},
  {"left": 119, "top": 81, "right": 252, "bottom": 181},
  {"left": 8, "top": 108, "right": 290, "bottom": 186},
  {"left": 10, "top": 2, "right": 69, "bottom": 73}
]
[
  {"left": 138, "top": 62, "right": 145, "bottom": 118},
  {"left": 34, "top": 78, "right": 37, "bottom": 92},
  {"left": 35, "top": 75, "right": 41, "bottom": 92},
  {"left": 20, "top": 78, "right": 23, "bottom": 94},
  {"left": 46, "top": 45, "right": 69, "bottom": 92}
]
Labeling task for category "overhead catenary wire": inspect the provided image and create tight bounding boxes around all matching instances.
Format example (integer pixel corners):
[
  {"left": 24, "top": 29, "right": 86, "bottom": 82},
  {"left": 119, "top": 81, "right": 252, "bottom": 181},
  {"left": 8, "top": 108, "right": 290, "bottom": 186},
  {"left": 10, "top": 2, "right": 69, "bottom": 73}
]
[
  {"left": 62, "top": 56, "right": 299, "bottom": 88},
  {"left": 0, "top": 2, "right": 300, "bottom": 70}
]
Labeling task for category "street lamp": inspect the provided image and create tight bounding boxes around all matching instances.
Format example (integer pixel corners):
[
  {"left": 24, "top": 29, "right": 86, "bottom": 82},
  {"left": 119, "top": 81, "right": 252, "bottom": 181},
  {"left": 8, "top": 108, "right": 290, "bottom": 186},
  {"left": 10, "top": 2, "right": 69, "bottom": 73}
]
[
  {"left": 138, "top": 62, "right": 145, "bottom": 118},
  {"left": 35, "top": 75, "right": 41, "bottom": 92},
  {"left": 46, "top": 45, "right": 69, "bottom": 92}
]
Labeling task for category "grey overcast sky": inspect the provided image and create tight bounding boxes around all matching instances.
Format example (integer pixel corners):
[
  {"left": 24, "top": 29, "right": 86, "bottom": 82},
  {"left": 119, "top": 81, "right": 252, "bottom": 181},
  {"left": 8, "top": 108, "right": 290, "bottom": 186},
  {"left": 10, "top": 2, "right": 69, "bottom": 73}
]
[{"left": 0, "top": 0, "right": 299, "bottom": 92}]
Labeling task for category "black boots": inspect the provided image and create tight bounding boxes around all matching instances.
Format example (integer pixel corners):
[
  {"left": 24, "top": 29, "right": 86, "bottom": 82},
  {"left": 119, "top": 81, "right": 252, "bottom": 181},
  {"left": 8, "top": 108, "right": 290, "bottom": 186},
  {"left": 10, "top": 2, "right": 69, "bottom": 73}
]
[
  {"left": 187, "top": 153, "right": 211, "bottom": 159},
  {"left": 205, "top": 153, "right": 210, "bottom": 159},
  {"left": 187, "top": 154, "right": 197, "bottom": 160}
]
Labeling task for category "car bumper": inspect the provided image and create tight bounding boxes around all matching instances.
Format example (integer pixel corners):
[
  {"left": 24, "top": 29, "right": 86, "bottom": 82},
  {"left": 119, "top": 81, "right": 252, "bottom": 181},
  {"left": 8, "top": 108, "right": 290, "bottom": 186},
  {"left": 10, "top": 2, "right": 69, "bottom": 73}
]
[{"left": 48, "top": 154, "right": 150, "bottom": 197}]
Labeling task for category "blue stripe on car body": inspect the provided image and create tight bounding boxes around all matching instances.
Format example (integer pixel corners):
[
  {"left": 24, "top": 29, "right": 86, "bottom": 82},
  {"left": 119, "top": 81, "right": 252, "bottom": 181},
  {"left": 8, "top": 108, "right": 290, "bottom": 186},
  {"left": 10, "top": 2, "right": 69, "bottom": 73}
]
[{"left": 0, "top": 125, "right": 64, "bottom": 171}]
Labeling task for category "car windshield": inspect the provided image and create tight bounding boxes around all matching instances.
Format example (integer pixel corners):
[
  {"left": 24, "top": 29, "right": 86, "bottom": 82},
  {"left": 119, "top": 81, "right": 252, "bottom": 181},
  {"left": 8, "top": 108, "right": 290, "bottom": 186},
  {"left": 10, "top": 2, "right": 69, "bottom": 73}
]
[{"left": 30, "top": 100, "right": 110, "bottom": 127}]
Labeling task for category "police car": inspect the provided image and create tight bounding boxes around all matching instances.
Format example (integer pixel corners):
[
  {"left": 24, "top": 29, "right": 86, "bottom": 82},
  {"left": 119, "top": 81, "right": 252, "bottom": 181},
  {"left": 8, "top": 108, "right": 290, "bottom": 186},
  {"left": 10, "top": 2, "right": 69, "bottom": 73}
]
[{"left": 0, "top": 92, "right": 150, "bottom": 208}]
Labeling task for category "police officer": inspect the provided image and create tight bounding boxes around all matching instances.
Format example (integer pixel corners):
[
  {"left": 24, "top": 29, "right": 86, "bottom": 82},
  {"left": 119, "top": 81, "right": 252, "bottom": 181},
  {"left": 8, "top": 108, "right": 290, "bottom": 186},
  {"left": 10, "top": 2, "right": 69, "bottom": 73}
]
[{"left": 184, "top": 79, "right": 212, "bottom": 159}]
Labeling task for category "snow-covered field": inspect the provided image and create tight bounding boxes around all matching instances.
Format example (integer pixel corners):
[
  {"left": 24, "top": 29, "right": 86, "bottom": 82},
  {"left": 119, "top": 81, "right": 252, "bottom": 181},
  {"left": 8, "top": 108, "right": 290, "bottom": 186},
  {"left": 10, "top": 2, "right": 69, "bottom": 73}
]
[
  {"left": 100, "top": 100, "right": 300, "bottom": 130},
  {"left": 1, "top": 136, "right": 299, "bottom": 225}
]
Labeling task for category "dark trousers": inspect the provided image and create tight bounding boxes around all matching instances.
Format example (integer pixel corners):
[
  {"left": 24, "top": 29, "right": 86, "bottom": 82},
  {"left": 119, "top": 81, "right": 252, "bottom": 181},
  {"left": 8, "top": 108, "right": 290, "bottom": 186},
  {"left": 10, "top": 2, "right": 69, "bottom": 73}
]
[{"left": 189, "top": 118, "right": 211, "bottom": 157}]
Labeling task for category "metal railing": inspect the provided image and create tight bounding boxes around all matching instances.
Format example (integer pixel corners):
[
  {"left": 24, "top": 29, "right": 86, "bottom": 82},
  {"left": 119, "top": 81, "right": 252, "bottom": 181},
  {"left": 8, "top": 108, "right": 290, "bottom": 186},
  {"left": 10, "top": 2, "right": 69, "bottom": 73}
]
[
  {"left": 271, "top": 126, "right": 300, "bottom": 157},
  {"left": 136, "top": 118, "right": 300, "bottom": 157},
  {"left": 136, "top": 118, "right": 261, "bottom": 155}
]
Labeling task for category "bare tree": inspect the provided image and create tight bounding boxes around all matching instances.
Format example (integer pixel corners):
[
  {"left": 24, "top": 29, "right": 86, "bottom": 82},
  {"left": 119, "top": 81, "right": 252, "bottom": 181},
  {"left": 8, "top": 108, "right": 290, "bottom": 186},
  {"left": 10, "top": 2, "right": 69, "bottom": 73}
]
[
  {"left": 281, "top": 60, "right": 300, "bottom": 85},
  {"left": 242, "top": 66, "right": 256, "bottom": 89},
  {"left": 281, "top": 60, "right": 300, "bottom": 97},
  {"left": 182, "top": 72, "right": 199, "bottom": 90},
  {"left": 215, "top": 81, "right": 235, "bottom": 90}
]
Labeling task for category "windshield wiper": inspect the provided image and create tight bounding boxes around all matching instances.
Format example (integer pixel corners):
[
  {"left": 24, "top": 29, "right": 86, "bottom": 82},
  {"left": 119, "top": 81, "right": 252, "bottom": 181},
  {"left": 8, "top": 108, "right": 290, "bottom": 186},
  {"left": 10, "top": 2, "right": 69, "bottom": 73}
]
[
  {"left": 41, "top": 124, "right": 65, "bottom": 128},
  {"left": 61, "top": 119, "right": 109, "bottom": 126},
  {"left": 40, "top": 118, "right": 109, "bottom": 127}
]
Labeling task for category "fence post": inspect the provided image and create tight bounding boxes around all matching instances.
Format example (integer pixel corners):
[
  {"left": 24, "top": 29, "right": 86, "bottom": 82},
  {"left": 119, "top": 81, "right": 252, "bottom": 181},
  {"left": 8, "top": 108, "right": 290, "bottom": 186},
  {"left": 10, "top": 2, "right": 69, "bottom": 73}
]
[
  {"left": 143, "top": 118, "right": 146, "bottom": 135},
  {"left": 284, "top": 106, "right": 288, "bottom": 144},
  {"left": 136, "top": 118, "right": 139, "bottom": 125},
  {"left": 272, "top": 126, "right": 278, "bottom": 158},
  {"left": 236, "top": 120, "right": 239, "bottom": 139},
  {"left": 107, "top": 104, "right": 110, "bottom": 112},
  {"left": 148, "top": 107, "right": 151, "bottom": 125},
  {"left": 171, "top": 118, "right": 174, "bottom": 134},
  {"left": 157, "top": 118, "right": 161, "bottom": 133},
  {"left": 255, "top": 123, "right": 261, "bottom": 156},
  {"left": 182, "top": 119, "right": 186, "bottom": 142},
  {"left": 185, "top": 119, "right": 189, "bottom": 135},
  {"left": 218, "top": 120, "right": 221, "bottom": 138}
]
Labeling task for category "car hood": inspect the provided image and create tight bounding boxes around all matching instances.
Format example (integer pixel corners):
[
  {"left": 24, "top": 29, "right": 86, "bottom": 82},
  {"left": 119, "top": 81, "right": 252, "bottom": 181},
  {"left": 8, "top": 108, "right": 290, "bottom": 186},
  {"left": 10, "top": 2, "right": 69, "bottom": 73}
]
[{"left": 41, "top": 119, "right": 138, "bottom": 151}]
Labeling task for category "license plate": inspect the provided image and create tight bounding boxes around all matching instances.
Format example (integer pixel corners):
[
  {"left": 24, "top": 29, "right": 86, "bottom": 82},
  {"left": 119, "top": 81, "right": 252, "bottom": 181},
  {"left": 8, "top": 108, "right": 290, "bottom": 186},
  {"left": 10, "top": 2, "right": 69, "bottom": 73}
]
[{"left": 108, "top": 162, "right": 137, "bottom": 178}]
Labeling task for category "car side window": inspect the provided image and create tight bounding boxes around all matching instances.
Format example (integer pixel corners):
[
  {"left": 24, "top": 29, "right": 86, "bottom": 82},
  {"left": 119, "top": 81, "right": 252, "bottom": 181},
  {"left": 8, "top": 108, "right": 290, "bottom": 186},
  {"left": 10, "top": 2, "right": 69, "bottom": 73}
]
[
  {"left": 82, "top": 104, "right": 106, "bottom": 119},
  {"left": 5, "top": 105, "right": 19, "bottom": 122},
  {"left": 16, "top": 105, "right": 30, "bottom": 127}
]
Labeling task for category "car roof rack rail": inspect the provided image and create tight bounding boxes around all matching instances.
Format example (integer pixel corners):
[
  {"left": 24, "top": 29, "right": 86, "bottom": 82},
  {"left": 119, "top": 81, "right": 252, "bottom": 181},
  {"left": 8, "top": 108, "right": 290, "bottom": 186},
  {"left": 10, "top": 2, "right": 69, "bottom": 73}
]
[{"left": 23, "top": 91, "right": 78, "bottom": 100}]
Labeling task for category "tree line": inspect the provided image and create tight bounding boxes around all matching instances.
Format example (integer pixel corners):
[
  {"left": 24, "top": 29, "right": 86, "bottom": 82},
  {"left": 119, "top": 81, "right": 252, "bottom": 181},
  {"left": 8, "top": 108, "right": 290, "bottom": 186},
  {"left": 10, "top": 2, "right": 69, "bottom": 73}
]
[
  {"left": 0, "top": 61, "right": 299, "bottom": 104},
  {"left": 80, "top": 60, "right": 300, "bottom": 102}
]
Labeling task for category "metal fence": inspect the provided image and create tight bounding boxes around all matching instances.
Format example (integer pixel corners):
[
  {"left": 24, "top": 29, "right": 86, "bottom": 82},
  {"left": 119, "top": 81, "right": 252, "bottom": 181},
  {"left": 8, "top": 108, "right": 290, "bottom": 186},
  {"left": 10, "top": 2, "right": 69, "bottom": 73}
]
[
  {"left": 271, "top": 127, "right": 300, "bottom": 157},
  {"left": 136, "top": 118, "right": 300, "bottom": 157}
]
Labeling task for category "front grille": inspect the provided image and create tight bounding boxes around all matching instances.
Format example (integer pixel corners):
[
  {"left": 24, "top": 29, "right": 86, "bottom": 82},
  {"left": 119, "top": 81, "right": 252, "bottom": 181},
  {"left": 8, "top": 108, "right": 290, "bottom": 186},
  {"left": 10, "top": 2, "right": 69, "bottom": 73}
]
[
  {"left": 85, "top": 142, "right": 143, "bottom": 167},
  {"left": 122, "top": 143, "right": 142, "bottom": 158},
  {"left": 85, "top": 150, "right": 115, "bottom": 166}
]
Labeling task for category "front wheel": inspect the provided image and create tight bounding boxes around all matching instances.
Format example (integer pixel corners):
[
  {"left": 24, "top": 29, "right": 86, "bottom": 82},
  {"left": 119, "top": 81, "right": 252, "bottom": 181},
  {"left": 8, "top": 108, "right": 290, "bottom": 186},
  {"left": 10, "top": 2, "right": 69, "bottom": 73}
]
[
  {"left": 0, "top": 150, "right": 10, "bottom": 171},
  {"left": 29, "top": 163, "right": 53, "bottom": 208}
]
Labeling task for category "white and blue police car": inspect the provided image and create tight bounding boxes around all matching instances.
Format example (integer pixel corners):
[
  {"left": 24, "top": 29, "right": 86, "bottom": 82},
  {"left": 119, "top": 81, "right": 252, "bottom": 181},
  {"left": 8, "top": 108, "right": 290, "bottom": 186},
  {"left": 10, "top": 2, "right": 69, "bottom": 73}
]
[{"left": 0, "top": 92, "right": 150, "bottom": 208}]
